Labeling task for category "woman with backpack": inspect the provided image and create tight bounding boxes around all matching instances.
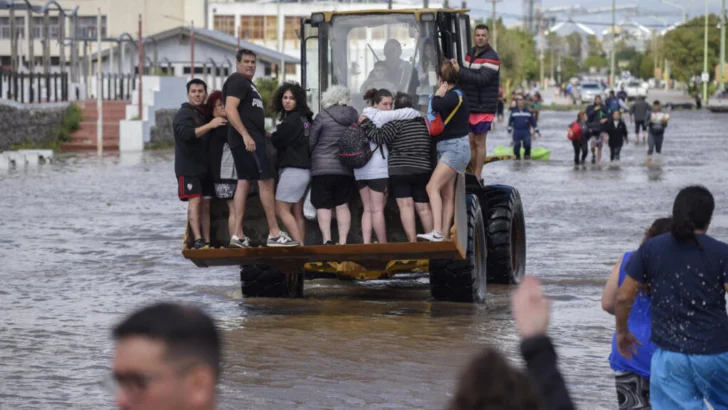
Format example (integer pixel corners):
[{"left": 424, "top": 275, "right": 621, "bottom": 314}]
[
  {"left": 360, "top": 92, "right": 434, "bottom": 242},
  {"left": 417, "top": 60, "right": 471, "bottom": 243},
  {"left": 309, "top": 85, "right": 359, "bottom": 245},
  {"left": 270, "top": 82, "right": 313, "bottom": 244},
  {"left": 568, "top": 111, "right": 588, "bottom": 166},
  {"left": 356, "top": 88, "right": 420, "bottom": 244}
]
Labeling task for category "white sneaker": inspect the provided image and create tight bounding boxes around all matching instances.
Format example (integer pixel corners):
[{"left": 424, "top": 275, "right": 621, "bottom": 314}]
[
  {"left": 229, "top": 235, "right": 251, "bottom": 248},
  {"left": 417, "top": 230, "right": 445, "bottom": 242},
  {"left": 267, "top": 231, "right": 300, "bottom": 247}
]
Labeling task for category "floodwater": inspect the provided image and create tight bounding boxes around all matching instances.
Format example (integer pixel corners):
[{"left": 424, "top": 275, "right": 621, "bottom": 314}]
[{"left": 1, "top": 108, "right": 727, "bottom": 410}]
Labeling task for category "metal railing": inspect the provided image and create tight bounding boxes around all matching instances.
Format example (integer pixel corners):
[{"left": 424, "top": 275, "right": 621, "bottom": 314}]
[{"left": 0, "top": 67, "right": 69, "bottom": 103}]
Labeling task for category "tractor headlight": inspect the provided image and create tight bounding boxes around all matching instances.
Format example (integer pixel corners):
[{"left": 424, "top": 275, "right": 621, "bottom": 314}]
[{"left": 311, "top": 13, "right": 325, "bottom": 24}]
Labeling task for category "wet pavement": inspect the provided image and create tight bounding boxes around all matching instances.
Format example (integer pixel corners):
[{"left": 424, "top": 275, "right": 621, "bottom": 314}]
[{"left": 1, "top": 108, "right": 727, "bottom": 409}]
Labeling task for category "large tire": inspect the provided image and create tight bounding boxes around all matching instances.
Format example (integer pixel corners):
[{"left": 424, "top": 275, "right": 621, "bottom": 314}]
[
  {"left": 483, "top": 185, "right": 526, "bottom": 284},
  {"left": 429, "top": 194, "right": 487, "bottom": 303},
  {"left": 240, "top": 264, "right": 304, "bottom": 298}
]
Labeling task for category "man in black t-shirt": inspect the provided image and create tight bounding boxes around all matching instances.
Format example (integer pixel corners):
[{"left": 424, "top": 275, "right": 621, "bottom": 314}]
[
  {"left": 222, "top": 49, "right": 298, "bottom": 248},
  {"left": 173, "top": 79, "right": 228, "bottom": 250}
]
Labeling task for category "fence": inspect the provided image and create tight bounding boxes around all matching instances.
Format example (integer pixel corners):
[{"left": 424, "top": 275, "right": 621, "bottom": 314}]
[
  {"left": 0, "top": 68, "right": 69, "bottom": 103},
  {"left": 80, "top": 73, "right": 137, "bottom": 101}
]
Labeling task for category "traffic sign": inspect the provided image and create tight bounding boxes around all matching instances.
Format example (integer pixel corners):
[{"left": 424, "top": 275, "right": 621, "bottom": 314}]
[{"left": 702, "top": 72, "right": 710, "bottom": 82}]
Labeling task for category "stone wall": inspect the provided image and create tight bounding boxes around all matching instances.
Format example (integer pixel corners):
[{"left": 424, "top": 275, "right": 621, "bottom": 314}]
[
  {"left": 149, "top": 109, "right": 176, "bottom": 144},
  {"left": 0, "top": 102, "right": 69, "bottom": 150}
]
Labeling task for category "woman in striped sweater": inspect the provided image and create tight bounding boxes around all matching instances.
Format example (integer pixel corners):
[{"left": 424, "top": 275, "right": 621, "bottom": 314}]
[{"left": 360, "top": 93, "right": 434, "bottom": 242}]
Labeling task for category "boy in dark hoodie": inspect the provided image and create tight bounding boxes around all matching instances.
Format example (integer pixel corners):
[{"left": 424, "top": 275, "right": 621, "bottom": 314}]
[
  {"left": 604, "top": 110, "right": 629, "bottom": 162},
  {"left": 173, "top": 79, "right": 228, "bottom": 249}
]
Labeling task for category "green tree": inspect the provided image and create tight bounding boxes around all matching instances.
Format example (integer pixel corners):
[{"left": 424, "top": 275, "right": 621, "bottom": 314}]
[
  {"left": 583, "top": 54, "right": 608, "bottom": 71},
  {"left": 254, "top": 78, "right": 279, "bottom": 120},
  {"left": 586, "top": 34, "right": 604, "bottom": 57},
  {"left": 639, "top": 53, "right": 655, "bottom": 80},
  {"left": 565, "top": 32, "right": 583, "bottom": 61},
  {"left": 661, "top": 14, "right": 726, "bottom": 82}
]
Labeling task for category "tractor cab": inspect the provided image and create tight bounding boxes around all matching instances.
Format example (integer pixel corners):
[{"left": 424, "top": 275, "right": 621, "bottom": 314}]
[{"left": 300, "top": 9, "right": 472, "bottom": 112}]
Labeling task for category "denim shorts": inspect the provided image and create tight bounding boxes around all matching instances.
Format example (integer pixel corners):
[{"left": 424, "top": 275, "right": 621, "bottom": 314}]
[{"left": 437, "top": 136, "right": 471, "bottom": 173}]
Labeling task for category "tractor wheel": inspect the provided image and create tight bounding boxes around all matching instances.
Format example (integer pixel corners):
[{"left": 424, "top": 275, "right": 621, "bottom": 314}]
[
  {"left": 429, "top": 194, "right": 487, "bottom": 303},
  {"left": 483, "top": 185, "right": 526, "bottom": 284},
  {"left": 240, "top": 264, "right": 304, "bottom": 298}
]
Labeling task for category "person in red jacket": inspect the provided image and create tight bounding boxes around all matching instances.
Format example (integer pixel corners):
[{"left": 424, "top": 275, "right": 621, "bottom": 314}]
[{"left": 567, "top": 111, "right": 588, "bottom": 166}]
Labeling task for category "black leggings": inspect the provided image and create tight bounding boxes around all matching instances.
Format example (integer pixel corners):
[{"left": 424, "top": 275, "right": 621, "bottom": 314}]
[
  {"left": 572, "top": 140, "right": 588, "bottom": 164},
  {"left": 609, "top": 144, "right": 623, "bottom": 161}
]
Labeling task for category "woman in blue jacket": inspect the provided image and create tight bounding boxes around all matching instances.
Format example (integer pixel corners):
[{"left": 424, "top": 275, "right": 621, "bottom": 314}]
[{"left": 601, "top": 217, "right": 672, "bottom": 410}]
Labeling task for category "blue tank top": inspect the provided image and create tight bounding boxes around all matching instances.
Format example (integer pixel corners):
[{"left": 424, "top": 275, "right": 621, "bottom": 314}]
[{"left": 609, "top": 252, "right": 656, "bottom": 377}]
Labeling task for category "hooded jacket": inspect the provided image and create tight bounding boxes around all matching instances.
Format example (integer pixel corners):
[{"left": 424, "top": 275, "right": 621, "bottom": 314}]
[
  {"left": 173, "top": 103, "right": 208, "bottom": 177},
  {"left": 309, "top": 104, "right": 359, "bottom": 177},
  {"left": 271, "top": 111, "right": 312, "bottom": 170},
  {"left": 459, "top": 45, "right": 500, "bottom": 114}
]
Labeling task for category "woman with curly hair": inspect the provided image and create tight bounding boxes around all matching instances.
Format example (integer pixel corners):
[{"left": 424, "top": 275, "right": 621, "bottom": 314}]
[{"left": 270, "top": 82, "right": 314, "bottom": 244}]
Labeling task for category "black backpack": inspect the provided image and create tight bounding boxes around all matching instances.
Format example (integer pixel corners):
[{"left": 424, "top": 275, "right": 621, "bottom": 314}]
[{"left": 324, "top": 107, "right": 381, "bottom": 169}]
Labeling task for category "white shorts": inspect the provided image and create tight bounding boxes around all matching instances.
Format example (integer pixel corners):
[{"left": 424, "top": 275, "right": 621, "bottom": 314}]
[{"left": 276, "top": 167, "right": 311, "bottom": 203}]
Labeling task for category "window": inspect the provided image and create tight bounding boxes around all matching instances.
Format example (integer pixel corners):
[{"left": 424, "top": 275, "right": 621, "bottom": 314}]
[
  {"left": 32, "top": 17, "right": 60, "bottom": 39},
  {"left": 284, "top": 16, "right": 302, "bottom": 40},
  {"left": 0, "top": 17, "right": 25, "bottom": 40},
  {"left": 265, "top": 16, "right": 277, "bottom": 41},
  {"left": 240, "top": 16, "right": 264, "bottom": 40},
  {"left": 213, "top": 15, "right": 235, "bottom": 36},
  {"left": 183, "top": 67, "right": 205, "bottom": 75},
  {"left": 76, "top": 16, "right": 107, "bottom": 39}
]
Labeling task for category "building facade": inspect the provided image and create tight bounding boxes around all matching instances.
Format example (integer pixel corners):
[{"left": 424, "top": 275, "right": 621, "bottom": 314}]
[{"left": 0, "top": 0, "right": 205, "bottom": 69}]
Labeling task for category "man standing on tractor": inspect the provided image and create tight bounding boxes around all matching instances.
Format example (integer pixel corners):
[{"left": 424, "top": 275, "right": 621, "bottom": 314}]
[{"left": 450, "top": 24, "right": 499, "bottom": 183}]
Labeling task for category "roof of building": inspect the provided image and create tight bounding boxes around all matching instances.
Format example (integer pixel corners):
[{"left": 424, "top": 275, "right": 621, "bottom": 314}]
[{"left": 90, "top": 25, "right": 300, "bottom": 65}]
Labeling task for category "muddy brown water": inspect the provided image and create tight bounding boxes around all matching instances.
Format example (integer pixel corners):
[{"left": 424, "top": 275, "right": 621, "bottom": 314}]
[{"left": 1, "top": 109, "right": 727, "bottom": 409}]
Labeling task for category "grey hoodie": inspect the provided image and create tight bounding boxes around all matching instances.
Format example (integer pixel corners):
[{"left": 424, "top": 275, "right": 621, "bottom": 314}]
[{"left": 309, "top": 104, "right": 359, "bottom": 177}]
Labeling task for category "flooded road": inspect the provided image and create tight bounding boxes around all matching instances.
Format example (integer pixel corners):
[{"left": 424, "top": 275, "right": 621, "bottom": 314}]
[{"left": 1, "top": 109, "right": 727, "bottom": 409}]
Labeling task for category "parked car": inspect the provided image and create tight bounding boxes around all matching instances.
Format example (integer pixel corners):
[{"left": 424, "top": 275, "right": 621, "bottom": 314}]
[
  {"left": 579, "top": 82, "right": 605, "bottom": 104},
  {"left": 617, "top": 80, "right": 648, "bottom": 100}
]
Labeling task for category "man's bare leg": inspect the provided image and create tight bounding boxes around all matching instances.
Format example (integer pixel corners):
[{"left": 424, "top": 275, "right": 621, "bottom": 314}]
[
  {"left": 317, "top": 209, "right": 332, "bottom": 244},
  {"left": 469, "top": 132, "right": 487, "bottom": 180},
  {"left": 188, "top": 197, "right": 202, "bottom": 240},
  {"left": 201, "top": 198, "right": 211, "bottom": 243},
  {"left": 233, "top": 180, "right": 252, "bottom": 239},
  {"left": 257, "top": 178, "right": 282, "bottom": 238}
]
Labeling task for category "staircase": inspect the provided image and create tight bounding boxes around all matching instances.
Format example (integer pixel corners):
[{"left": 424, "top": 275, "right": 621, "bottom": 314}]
[{"left": 62, "top": 100, "right": 129, "bottom": 151}]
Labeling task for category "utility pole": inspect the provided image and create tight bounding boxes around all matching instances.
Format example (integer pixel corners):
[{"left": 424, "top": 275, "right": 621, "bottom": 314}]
[
  {"left": 277, "top": 0, "right": 285, "bottom": 84},
  {"left": 703, "top": 0, "right": 709, "bottom": 102},
  {"left": 10, "top": 6, "right": 17, "bottom": 72},
  {"left": 539, "top": 16, "right": 545, "bottom": 89},
  {"left": 720, "top": 0, "right": 726, "bottom": 92},
  {"left": 97, "top": 8, "right": 103, "bottom": 156},
  {"left": 191, "top": 20, "right": 195, "bottom": 80},
  {"left": 610, "top": 0, "right": 616, "bottom": 88},
  {"left": 138, "top": 14, "right": 143, "bottom": 120},
  {"left": 492, "top": 0, "right": 497, "bottom": 51}
]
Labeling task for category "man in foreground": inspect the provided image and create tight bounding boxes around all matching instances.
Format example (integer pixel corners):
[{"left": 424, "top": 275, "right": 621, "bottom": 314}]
[
  {"left": 223, "top": 49, "right": 298, "bottom": 248},
  {"left": 174, "top": 79, "right": 227, "bottom": 249},
  {"left": 451, "top": 24, "right": 499, "bottom": 182},
  {"left": 111, "top": 303, "right": 221, "bottom": 410}
]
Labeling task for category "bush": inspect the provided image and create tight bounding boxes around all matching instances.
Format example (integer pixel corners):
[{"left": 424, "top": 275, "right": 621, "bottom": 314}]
[{"left": 57, "top": 104, "right": 82, "bottom": 143}]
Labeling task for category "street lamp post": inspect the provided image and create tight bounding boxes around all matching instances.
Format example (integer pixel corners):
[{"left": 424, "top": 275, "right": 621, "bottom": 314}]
[
  {"left": 720, "top": 0, "right": 726, "bottom": 92},
  {"left": 610, "top": 0, "right": 616, "bottom": 88},
  {"left": 703, "top": 0, "right": 709, "bottom": 102},
  {"left": 662, "top": 0, "right": 687, "bottom": 23}
]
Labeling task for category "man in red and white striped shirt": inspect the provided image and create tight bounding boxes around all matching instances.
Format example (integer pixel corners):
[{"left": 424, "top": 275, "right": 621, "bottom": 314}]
[{"left": 450, "top": 24, "right": 500, "bottom": 182}]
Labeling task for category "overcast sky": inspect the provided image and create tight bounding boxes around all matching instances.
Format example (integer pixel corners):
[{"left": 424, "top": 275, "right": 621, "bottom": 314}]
[{"left": 466, "top": 0, "right": 725, "bottom": 36}]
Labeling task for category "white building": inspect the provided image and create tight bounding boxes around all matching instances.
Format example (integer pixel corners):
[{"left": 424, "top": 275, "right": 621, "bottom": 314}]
[
  {"left": 0, "top": 0, "right": 205, "bottom": 70},
  {"left": 208, "top": 0, "right": 445, "bottom": 61}
]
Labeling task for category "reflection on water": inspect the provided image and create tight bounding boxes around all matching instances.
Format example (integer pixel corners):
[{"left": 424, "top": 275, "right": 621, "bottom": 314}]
[{"left": 1, "top": 110, "right": 727, "bottom": 409}]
